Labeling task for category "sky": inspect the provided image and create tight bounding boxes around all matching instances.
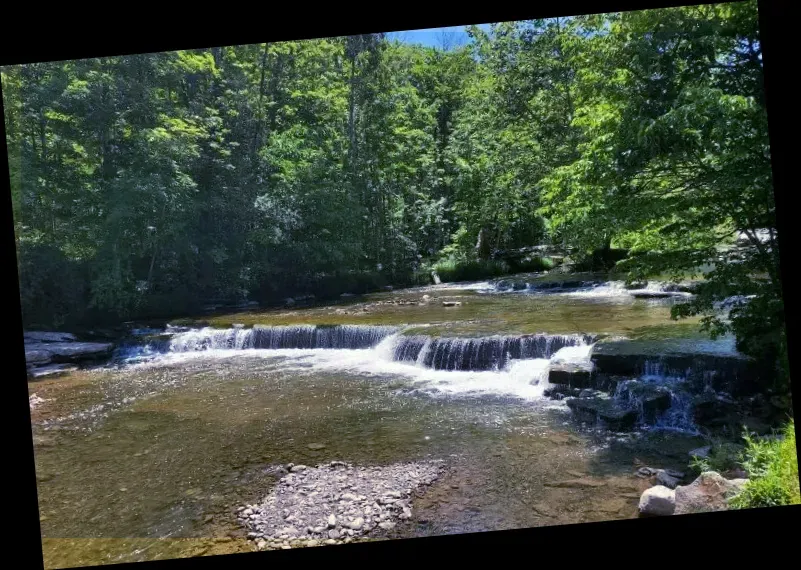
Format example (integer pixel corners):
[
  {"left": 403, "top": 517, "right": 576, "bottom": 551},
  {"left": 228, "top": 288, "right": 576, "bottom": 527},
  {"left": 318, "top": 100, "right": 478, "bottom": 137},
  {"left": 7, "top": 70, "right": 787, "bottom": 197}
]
[{"left": 386, "top": 24, "right": 492, "bottom": 48}]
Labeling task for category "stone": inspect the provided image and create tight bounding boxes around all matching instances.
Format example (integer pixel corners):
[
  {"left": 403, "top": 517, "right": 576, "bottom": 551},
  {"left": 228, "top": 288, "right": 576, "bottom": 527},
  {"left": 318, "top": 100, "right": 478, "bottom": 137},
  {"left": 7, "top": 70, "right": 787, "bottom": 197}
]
[
  {"left": 349, "top": 517, "right": 364, "bottom": 530},
  {"left": 688, "top": 446, "right": 712, "bottom": 460},
  {"left": 656, "top": 470, "right": 681, "bottom": 489},
  {"left": 307, "top": 443, "right": 326, "bottom": 450},
  {"left": 442, "top": 301, "right": 462, "bottom": 307},
  {"left": 28, "top": 364, "right": 78, "bottom": 379},
  {"left": 25, "top": 341, "right": 114, "bottom": 362},
  {"left": 290, "top": 465, "right": 308, "bottom": 472},
  {"left": 548, "top": 362, "right": 595, "bottom": 389},
  {"left": 24, "top": 331, "right": 78, "bottom": 343},
  {"left": 306, "top": 539, "right": 319, "bottom": 547},
  {"left": 674, "top": 472, "right": 748, "bottom": 515},
  {"left": 638, "top": 485, "right": 676, "bottom": 516},
  {"left": 566, "top": 393, "right": 639, "bottom": 431},
  {"left": 25, "top": 349, "right": 53, "bottom": 366},
  {"left": 328, "top": 530, "right": 340, "bottom": 539},
  {"left": 328, "top": 514, "right": 337, "bottom": 527},
  {"left": 324, "top": 539, "right": 337, "bottom": 545},
  {"left": 378, "top": 521, "right": 395, "bottom": 530}
]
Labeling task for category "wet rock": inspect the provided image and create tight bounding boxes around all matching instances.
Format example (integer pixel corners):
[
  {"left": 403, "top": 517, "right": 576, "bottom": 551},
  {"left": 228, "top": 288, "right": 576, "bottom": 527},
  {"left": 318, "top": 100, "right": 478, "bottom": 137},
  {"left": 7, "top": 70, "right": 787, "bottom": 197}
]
[
  {"left": 636, "top": 467, "right": 658, "bottom": 478},
  {"left": 24, "top": 331, "right": 78, "bottom": 343},
  {"left": 688, "top": 446, "right": 712, "bottom": 460},
  {"left": 566, "top": 392, "right": 639, "bottom": 431},
  {"left": 674, "top": 472, "right": 748, "bottom": 515},
  {"left": 630, "top": 291, "right": 676, "bottom": 299},
  {"left": 615, "top": 380, "right": 672, "bottom": 422},
  {"left": 548, "top": 363, "right": 595, "bottom": 389},
  {"left": 28, "top": 364, "right": 78, "bottom": 379},
  {"left": 25, "top": 349, "right": 53, "bottom": 366},
  {"left": 442, "top": 301, "right": 462, "bottom": 307},
  {"left": 25, "top": 341, "right": 114, "bottom": 363},
  {"left": 638, "top": 486, "right": 676, "bottom": 516},
  {"left": 692, "top": 393, "right": 739, "bottom": 428},
  {"left": 543, "top": 384, "right": 581, "bottom": 399},
  {"left": 496, "top": 280, "right": 512, "bottom": 291},
  {"left": 656, "top": 470, "right": 681, "bottom": 489},
  {"left": 512, "top": 281, "right": 527, "bottom": 291}
]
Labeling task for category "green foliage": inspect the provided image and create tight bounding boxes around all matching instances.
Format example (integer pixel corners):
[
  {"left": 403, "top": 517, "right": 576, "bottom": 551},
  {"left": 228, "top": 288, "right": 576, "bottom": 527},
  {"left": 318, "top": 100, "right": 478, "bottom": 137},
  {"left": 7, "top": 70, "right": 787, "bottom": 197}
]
[
  {"left": 689, "top": 441, "right": 744, "bottom": 476},
  {"left": 729, "top": 421, "right": 800, "bottom": 509},
  {"left": 4, "top": 1, "right": 786, "bottom": 398},
  {"left": 432, "top": 257, "right": 511, "bottom": 283}
]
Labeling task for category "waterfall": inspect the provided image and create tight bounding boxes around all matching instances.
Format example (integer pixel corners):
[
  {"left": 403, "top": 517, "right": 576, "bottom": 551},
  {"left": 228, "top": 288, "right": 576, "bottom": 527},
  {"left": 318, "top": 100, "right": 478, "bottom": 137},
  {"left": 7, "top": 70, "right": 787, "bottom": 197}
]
[
  {"left": 610, "top": 359, "right": 699, "bottom": 433},
  {"left": 167, "top": 325, "right": 398, "bottom": 352},
  {"left": 389, "top": 333, "right": 594, "bottom": 371}
]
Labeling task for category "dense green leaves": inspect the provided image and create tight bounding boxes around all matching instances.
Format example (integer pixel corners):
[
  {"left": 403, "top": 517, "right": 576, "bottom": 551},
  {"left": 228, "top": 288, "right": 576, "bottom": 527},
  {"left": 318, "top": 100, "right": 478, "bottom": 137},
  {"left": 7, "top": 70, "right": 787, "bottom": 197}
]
[{"left": 2, "top": 1, "right": 786, "bottom": 391}]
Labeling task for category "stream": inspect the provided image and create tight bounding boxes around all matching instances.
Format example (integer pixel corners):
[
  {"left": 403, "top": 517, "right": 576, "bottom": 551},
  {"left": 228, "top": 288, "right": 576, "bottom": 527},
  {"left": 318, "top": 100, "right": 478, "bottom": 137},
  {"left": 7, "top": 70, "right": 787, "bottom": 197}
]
[{"left": 30, "top": 276, "right": 737, "bottom": 568}]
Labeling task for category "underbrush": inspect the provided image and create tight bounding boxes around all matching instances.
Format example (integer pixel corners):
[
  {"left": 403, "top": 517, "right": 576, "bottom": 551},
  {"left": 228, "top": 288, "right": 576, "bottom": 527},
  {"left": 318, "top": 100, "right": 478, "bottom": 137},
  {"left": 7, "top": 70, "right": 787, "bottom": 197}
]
[{"left": 729, "top": 420, "right": 800, "bottom": 509}]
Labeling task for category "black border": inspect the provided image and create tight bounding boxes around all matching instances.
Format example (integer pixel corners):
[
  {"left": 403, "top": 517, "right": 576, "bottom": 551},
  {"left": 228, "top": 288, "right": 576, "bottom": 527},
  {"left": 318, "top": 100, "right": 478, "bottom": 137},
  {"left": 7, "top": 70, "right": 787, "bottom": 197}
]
[{"left": 3, "top": 1, "right": 797, "bottom": 568}]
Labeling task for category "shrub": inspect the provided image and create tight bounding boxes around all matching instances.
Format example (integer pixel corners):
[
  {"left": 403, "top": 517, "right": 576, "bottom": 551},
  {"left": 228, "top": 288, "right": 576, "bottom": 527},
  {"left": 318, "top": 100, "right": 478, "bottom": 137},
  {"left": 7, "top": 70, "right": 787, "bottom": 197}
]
[
  {"left": 432, "top": 258, "right": 510, "bottom": 283},
  {"left": 729, "top": 420, "right": 800, "bottom": 509}
]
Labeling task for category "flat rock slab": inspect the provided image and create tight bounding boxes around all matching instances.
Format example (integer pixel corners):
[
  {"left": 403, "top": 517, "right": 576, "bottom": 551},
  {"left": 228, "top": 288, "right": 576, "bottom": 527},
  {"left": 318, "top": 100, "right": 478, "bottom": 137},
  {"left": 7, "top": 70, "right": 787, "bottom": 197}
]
[
  {"left": 674, "top": 471, "right": 748, "bottom": 515},
  {"left": 566, "top": 393, "right": 639, "bottom": 430},
  {"left": 25, "top": 341, "right": 114, "bottom": 362},
  {"left": 25, "top": 349, "right": 52, "bottom": 366},
  {"left": 548, "top": 362, "right": 595, "bottom": 388},
  {"left": 29, "top": 364, "right": 79, "bottom": 379},
  {"left": 24, "top": 331, "right": 78, "bottom": 343}
]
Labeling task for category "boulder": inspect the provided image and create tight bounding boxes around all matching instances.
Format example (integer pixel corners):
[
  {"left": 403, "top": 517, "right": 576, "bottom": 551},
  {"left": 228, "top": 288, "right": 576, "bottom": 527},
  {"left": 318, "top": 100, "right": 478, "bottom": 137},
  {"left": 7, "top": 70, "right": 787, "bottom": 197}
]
[
  {"left": 638, "top": 485, "right": 676, "bottom": 516},
  {"left": 496, "top": 280, "right": 512, "bottom": 291},
  {"left": 24, "top": 331, "right": 78, "bottom": 343},
  {"left": 692, "top": 392, "right": 739, "bottom": 428},
  {"left": 673, "top": 472, "right": 748, "bottom": 515},
  {"left": 566, "top": 391, "right": 639, "bottom": 431},
  {"left": 615, "top": 380, "right": 672, "bottom": 422},
  {"left": 548, "top": 362, "right": 595, "bottom": 389},
  {"left": 512, "top": 281, "right": 527, "bottom": 291},
  {"left": 656, "top": 470, "right": 681, "bottom": 489},
  {"left": 24, "top": 341, "right": 113, "bottom": 362},
  {"left": 25, "top": 349, "right": 52, "bottom": 366}
]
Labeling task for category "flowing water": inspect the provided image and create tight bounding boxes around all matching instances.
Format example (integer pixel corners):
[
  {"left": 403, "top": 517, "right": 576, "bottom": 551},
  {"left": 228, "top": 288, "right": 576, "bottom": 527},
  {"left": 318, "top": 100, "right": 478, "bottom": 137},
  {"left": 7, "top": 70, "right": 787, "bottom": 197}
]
[{"left": 29, "top": 279, "right": 726, "bottom": 568}]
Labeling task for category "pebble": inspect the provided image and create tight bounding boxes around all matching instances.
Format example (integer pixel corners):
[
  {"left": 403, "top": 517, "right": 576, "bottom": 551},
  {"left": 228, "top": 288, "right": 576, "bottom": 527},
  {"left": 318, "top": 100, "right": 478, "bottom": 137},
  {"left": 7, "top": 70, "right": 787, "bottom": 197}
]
[{"left": 236, "top": 460, "right": 444, "bottom": 548}]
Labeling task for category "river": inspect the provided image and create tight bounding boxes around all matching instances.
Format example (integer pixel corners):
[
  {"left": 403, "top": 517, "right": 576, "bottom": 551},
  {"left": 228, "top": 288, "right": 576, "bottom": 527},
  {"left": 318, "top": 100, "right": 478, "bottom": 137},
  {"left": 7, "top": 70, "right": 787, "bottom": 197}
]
[{"left": 30, "top": 276, "right": 734, "bottom": 567}]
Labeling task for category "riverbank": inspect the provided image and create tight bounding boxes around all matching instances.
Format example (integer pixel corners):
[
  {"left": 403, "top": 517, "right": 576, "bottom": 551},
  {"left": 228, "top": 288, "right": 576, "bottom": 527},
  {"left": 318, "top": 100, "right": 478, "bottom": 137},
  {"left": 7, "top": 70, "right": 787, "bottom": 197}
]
[{"left": 25, "top": 273, "right": 785, "bottom": 568}]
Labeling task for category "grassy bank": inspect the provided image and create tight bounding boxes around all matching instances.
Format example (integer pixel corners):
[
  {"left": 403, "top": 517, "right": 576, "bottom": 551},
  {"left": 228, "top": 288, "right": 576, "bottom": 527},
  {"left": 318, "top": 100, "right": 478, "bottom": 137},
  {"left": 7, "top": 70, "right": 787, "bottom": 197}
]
[{"left": 729, "top": 420, "right": 800, "bottom": 509}]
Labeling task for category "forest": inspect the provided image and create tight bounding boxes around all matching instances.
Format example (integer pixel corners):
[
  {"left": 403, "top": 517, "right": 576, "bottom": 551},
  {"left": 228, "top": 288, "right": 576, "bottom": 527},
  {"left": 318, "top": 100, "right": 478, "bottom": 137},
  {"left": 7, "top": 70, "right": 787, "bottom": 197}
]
[{"left": 3, "top": 2, "right": 786, "bottom": 391}]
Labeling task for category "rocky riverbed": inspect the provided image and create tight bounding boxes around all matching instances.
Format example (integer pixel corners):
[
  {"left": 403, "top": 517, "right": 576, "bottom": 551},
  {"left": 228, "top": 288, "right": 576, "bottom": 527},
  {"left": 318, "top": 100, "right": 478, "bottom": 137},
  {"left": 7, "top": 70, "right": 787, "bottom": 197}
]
[{"left": 237, "top": 460, "right": 447, "bottom": 550}]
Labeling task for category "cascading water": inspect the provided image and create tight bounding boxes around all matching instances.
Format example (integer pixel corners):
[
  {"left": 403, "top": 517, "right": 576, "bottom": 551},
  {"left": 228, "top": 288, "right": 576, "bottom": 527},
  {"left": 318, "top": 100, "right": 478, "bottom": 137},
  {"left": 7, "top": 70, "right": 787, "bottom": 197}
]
[
  {"left": 115, "top": 324, "right": 596, "bottom": 401},
  {"left": 389, "top": 333, "right": 594, "bottom": 371},
  {"left": 609, "top": 359, "right": 700, "bottom": 433}
]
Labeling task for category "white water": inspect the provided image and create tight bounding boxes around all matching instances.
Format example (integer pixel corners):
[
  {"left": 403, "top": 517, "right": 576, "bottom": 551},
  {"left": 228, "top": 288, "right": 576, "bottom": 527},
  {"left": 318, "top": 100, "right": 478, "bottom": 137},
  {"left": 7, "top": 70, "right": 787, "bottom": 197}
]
[{"left": 122, "top": 332, "right": 596, "bottom": 402}]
